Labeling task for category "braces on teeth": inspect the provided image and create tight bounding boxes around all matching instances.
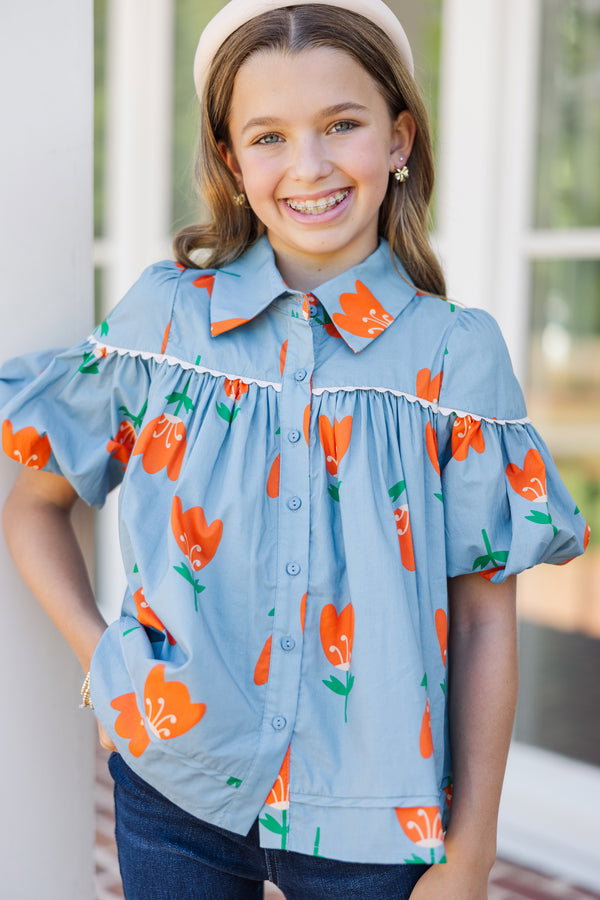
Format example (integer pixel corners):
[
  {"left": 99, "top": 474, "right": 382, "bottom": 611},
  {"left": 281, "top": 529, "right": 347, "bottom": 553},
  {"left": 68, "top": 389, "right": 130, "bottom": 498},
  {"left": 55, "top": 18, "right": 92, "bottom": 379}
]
[{"left": 287, "top": 189, "right": 350, "bottom": 213}]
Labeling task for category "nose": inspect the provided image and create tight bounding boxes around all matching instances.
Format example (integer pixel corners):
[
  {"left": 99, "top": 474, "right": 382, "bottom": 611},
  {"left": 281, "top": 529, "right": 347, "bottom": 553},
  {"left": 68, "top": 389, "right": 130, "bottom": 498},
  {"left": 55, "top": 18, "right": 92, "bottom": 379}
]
[{"left": 288, "top": 134, "right": 334, "bottom": 184}]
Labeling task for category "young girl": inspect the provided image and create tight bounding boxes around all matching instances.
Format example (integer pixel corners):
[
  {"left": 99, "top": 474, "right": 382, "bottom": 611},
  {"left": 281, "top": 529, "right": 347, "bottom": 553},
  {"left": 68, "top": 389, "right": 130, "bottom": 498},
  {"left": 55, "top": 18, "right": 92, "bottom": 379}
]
[{"left": 1, "top": 1, "right": 589, "bottom": 898}]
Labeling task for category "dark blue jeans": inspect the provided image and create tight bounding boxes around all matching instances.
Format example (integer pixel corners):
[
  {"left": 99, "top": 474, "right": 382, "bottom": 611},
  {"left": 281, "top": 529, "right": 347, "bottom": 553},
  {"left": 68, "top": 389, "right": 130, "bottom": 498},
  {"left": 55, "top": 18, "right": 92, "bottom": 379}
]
[{"left": 108, "top": 751, "right": 430, "bottom": 899}]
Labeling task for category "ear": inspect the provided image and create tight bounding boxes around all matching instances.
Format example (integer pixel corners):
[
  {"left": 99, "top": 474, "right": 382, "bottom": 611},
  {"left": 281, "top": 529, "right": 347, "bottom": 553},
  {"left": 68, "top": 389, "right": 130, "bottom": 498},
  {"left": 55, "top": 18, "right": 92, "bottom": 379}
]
[
  {"left": 389, "top": 110, "right": 417, "bottom": 171},
  {"left": 217, "top": 140, "right": 244, "bottom": 190}
]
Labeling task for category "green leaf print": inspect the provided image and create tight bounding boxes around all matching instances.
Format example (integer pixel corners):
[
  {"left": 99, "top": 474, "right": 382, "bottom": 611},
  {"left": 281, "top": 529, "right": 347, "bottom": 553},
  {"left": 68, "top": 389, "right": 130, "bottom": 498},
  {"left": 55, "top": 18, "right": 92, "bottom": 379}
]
[
  {"left": 328, "top": 482, "right": 341, "bottom": 502},
  {"left": 173, "top": 563, "right": 206, "bottom": 611},
  {"left": 165, "top": 373, "right": 195, "bottom": 417},
  {"left": 404, "top": 854, "right": 428, "bottom": 864},
  {"left": 99, "top": 320, "right": 109, "bottom": 337},
  {"left": 259, "top": 812, "right": 288, "bottom": 837},
  {"left": 78, "top": 351, "right": 102, "bottom": 374},
  {"left": 322, "top": 674, "right": 348, "bottom": 696},
  {"left": 226, "top": 776, "right": 242, "bottom": 788},
  {"left": 472, "top": 529, "right": 509, "bottom": 571},
  {"left": 118, "top": 400, "right": 148, "bottom": 430},
  {"left": 525, "top": 509, "right": 553, "bottom": 525},
  {"left": 215, "top": 401, "right": 241, "bottom": 424},
  {"left": 388, "top": 480, "right": 406, "bottom": 502}
]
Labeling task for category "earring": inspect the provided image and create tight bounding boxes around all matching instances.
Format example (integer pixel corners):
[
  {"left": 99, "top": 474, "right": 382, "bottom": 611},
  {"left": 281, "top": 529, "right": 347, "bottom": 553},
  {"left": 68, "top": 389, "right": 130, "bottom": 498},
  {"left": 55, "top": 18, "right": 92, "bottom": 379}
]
[
  {"left": 393, "top": 165, "right": 410, "bottom": 183},
  {"left": 232, "top": 191, "right": 247, "bottom": 206}
]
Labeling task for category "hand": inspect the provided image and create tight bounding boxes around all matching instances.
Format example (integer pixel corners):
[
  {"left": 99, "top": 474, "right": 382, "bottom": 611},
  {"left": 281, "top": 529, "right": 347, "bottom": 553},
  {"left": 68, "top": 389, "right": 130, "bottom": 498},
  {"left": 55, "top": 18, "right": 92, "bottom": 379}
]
[
  {"left": 409, "top": 858, "right": 489, "bottom": 899},
  {"left": 97, "top": 719, "right": 118, "bottom": 753}
]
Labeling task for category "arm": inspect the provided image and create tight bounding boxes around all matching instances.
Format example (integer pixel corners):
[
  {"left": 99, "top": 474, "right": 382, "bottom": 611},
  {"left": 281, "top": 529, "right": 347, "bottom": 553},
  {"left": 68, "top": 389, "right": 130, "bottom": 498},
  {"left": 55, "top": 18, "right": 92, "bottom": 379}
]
[
  {"left": 2, "top": 467, "right": 117, "bottom": 750},
  {"left": 410, "top": 572, "right": 518, "bottom": 899}
]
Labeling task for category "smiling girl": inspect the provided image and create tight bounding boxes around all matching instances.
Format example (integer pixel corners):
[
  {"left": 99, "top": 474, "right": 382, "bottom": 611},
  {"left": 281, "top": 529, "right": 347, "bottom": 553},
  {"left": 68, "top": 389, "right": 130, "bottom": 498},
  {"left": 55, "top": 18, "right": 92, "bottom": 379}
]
[{"left": 0, "top": 1, "right": 589, "bottom": 899}]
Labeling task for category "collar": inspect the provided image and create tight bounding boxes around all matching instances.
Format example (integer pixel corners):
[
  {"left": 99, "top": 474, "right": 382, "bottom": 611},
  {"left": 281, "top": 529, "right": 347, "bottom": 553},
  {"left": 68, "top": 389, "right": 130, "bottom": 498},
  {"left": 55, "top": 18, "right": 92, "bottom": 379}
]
[{"left": 208, "top": 235, "right": 418, "bottom": 353}]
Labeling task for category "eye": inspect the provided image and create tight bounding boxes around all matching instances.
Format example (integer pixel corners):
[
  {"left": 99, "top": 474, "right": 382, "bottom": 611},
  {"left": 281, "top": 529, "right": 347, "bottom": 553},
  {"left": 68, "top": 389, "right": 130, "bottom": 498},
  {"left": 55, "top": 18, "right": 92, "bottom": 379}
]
[
  {"left": 254, "top": 133, "right": 283, "bottom": 145},
  {"left": 329, "top": 120, "right": 358, "bottom": 134}
]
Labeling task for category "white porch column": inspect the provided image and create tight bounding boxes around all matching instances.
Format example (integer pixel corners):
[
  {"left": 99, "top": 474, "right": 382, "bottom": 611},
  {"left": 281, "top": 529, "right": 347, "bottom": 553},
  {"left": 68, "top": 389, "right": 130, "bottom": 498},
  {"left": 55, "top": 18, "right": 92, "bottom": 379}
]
[{"left": 0, "top": 3, "right": 96, "bottom": 898}]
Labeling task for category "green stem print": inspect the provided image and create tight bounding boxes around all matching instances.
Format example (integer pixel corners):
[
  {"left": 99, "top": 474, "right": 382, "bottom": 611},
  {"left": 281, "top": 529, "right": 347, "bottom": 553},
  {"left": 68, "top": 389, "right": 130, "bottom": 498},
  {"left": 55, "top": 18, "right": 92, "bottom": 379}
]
[
  {"left": 118, "top": 400, "right": 148, "bottom": 430},
  {"left": 525, "top": 501, "right": 558, "bottom": 536},
  {"left": 165, "top": 373, "right": 195, "bottom": 417},
  {"left": 322, "top": 669, "right": 355, "bottom": 723},
  {"left": 259, "top": 809, "right": 289, "bottom": 849},
  {"left": 313, "top": 826, "right": 321, "bottom": 857},
  {"left": 77, "top": 349, "right": 105, "bottom": 375},
  {"left": 472, "top": 528, "right": 509, "bottom": 573},
  {"left": 172, "top": 562, "right": 206, "bottom": 612}
]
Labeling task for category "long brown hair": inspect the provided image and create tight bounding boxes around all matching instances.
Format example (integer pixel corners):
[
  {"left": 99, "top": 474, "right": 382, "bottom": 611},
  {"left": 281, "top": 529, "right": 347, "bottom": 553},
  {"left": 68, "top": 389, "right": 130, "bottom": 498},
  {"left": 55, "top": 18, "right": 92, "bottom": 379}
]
[{"left": 173, "top": 4, "right": 446, "bottom": 297}]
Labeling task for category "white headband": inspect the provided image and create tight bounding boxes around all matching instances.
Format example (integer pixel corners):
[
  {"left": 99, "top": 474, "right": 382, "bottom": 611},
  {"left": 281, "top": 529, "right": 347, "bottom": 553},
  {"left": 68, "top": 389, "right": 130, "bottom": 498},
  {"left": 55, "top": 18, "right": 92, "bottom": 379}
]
[{"left": 193, "top": 0, "right": 414, "bottom": 99}]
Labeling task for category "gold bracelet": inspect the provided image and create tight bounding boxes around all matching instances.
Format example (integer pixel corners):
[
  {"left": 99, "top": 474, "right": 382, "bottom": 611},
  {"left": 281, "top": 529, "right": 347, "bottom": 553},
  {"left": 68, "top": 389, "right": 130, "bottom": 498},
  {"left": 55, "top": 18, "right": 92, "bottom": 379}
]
[{"left": 80, "top": 671, "right": 94, "bottom": 709}]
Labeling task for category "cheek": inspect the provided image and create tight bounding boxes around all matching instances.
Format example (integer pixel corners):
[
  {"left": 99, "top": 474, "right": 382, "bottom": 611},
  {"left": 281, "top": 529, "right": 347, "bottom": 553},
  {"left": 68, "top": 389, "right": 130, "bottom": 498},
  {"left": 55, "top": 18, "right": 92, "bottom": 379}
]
[{"left": 238, "top": 153, "right": 283, "bottom": 198}]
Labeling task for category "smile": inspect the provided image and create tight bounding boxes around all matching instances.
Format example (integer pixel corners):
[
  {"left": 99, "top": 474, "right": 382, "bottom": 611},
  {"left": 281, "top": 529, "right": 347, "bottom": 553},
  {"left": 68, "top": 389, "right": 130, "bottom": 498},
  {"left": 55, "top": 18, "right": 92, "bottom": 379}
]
[{"left": 285, "top": 189, "right": 350, "bottom": 215}]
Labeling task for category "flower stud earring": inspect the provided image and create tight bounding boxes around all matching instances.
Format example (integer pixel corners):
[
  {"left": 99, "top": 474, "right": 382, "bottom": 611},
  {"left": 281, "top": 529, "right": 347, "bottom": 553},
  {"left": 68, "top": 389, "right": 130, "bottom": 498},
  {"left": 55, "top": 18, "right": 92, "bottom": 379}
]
[
  {"left": 233, "top": 191, "right": 247, "bottom": 206},
  {"left": 394, "top": 165, "right": 410, "bottom": 183}
]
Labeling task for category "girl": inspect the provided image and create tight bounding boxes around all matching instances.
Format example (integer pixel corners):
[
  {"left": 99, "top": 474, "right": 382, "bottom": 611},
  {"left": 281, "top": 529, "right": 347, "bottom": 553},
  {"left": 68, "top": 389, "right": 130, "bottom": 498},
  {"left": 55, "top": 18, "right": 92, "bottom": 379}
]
[{"left": 1, "top": 1, "right": 589, "bottom": 898}]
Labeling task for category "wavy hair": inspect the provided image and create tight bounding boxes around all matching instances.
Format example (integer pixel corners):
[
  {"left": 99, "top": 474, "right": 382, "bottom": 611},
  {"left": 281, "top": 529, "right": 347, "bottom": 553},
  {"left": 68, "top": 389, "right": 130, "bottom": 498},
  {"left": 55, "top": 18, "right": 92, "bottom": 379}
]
[{"left": 173, "top": 4, "right": 446, "bottom": 297}]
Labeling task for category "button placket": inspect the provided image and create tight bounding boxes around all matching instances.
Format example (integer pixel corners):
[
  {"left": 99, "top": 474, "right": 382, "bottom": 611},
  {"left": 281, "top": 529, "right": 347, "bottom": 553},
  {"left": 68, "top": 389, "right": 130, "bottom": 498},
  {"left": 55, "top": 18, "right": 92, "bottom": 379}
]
[{"left": 262, "top": 298, "right": 314, "bottom": 745}]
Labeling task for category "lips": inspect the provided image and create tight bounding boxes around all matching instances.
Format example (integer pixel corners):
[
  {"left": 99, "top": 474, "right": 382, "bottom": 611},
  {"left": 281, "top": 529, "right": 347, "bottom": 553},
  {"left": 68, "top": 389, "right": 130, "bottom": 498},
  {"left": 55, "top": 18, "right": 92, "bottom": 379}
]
[{"left": 285, "top": 188, "right": 350, "bottom": 215}]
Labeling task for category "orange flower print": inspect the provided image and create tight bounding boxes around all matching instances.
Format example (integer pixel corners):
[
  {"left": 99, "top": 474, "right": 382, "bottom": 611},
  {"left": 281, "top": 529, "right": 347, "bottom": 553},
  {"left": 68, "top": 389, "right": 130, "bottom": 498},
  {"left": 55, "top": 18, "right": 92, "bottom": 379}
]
[
  {"left": 320, "top": 602, "right": 355, "bottom": 723},
  {"left": 112, "top": 664, "right": 207, "bottom": 756},
  {"left": 300, "top": 592, "right": 307, "bottom": 632},
  {"left": 223, "top": 378, "right": 249, "bottom": 401},
  {"left": 266, "top": 453, "right": 280, "bottom": 498},
  {"left": 160, "top": 320, "right": 171, "bottom": 354},
  {"left": 171, "top": 495, "right": 223, "bottom": 610},
  {"left": 416, "top": 369, "right": 443, "bottom": 403},
  {"left": 211, "top": 317, "right": 250, "bottom": 337},
  {"left": 106, "top": 420, "right": 136, "bottom": 470},
  {"left": 434, "top": 609, "right": 447, "bottom": 667},
  {"left": 420, "top": 698, "right": 434, "bottom": 758},
  {"left": 303, "top": 403, "right": 310, "bottom": 446},
  {"left": 318, "top": 414, "right": 352, "bottom": 501},
  {"left": 451, "top": 415, "right": 485, "bottom": 461},
  {"left": 425, "top": 422, "right": 440, "bottom": 475},
  {"left": 506, "top": 449, "right": 558, "bottom": 535},
  {"left": 279, "top": 340, "right": 288, "bottom": 375},
  {"left": 442, "top": 779, "right": 453, "bottom": 809},
  {"left": 2, "top": 420, "right": 51, "bottom": 469},
  {"left": 332, "top": 281, "right": 393, "bottom": 339},
  {"left": 133, "top": 376, "right": 195, "bottom": 480},
  {"left": 133, "top": 586, "right": 176, "bottom": 645},
  {"left": 506, "top": 448, "right": 547, "bottom": 502},
  {"left": 110, "top": 692, "right": 150, "bottom": 757},
  {"left": 394, "top": 504, "right": 416, "bottom": 571},
  {"left": 395, "top": 806, "right": 445, "bottom": 864},
  {"left": 259, "top": 745, "right": 291, "bottom": 848},
  {"left": 254, "top": 635, "right": 272, "bottom": 685},
  {"left": 133, "top": 413, "right": 186, "bottom": 480},
  {"left": 193, "top": 274, "right": 215, "bottom": 296}
]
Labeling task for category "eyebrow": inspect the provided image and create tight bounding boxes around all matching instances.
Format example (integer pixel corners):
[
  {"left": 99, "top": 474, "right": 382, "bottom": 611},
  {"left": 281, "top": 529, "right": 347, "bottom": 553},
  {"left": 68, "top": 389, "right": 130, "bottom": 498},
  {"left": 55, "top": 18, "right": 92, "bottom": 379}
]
[{"left": 241, "top": 102, "right": 369, "bottom": 133}]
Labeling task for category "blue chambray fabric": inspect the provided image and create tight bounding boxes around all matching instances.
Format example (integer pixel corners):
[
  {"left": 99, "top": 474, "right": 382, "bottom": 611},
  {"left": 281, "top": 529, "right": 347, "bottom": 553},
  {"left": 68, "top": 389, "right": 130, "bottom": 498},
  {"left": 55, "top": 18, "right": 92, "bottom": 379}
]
[{"left": 0, "top": 235, "right": 589, "bottom": 865}]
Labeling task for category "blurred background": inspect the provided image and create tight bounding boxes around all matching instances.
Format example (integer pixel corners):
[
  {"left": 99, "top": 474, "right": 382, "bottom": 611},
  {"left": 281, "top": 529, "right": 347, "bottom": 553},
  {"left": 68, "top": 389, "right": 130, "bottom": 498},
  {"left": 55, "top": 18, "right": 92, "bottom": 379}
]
[{"left": 89, "top": 0, "right": 598, "bottom": 891}]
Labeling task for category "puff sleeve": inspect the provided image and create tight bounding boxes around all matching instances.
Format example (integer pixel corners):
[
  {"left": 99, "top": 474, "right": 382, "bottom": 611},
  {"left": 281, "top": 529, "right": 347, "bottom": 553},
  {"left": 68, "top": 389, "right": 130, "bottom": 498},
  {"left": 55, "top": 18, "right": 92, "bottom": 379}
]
[
  {"left": 0, "top": 260, "right": 183, "bottom": 507},
  {"left": 435, "top": 307, "right": 590, "bottom": 582}
]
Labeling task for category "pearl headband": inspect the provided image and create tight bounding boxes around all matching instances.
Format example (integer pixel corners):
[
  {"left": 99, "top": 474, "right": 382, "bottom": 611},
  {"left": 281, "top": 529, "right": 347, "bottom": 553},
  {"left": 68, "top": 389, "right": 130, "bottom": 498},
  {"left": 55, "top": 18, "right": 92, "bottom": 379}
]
[{"left": 193, "top": 0, "right": 414, "bottom": 99}]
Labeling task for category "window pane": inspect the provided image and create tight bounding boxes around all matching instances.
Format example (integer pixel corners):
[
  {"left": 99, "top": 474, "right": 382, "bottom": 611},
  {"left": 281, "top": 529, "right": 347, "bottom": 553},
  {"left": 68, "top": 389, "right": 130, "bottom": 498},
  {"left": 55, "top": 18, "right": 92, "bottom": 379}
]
[
  {"left": 514, "top": 258, "right": 600, "bottom": 767},
  {"left": 534, "top": 0, "right": 600, "bottom": 228}
]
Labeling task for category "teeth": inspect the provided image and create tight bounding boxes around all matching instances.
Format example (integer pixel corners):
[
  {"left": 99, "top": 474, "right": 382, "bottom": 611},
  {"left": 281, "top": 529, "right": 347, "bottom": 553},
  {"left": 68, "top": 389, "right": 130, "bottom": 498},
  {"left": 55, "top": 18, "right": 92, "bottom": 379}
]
[{"left": 286, "top": 189, "right": 349, "bottom": 214}]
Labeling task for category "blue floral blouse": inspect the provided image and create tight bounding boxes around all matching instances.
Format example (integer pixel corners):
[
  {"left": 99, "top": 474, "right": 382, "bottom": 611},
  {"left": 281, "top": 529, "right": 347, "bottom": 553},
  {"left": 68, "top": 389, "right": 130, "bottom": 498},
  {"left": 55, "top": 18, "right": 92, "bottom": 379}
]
[{"left": 0, "top": 235, "right": 589, "bottom": 865}]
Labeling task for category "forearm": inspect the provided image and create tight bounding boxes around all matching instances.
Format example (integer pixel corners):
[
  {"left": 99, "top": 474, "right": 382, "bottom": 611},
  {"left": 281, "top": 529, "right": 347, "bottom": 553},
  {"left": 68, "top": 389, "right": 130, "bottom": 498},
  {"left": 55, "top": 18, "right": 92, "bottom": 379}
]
[
  {"left": 445, "top": 574, "right": 518, "bottom": 869},
  {"left": 3, "top": 477, "right": 106, "bottom": 672}
]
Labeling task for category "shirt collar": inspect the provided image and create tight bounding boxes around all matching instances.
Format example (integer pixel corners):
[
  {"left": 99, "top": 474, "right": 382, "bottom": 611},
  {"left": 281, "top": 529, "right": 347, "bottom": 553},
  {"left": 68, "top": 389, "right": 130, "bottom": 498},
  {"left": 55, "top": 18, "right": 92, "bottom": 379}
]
[{"left": 209, "top": 235, "right": 418, "bottom": 353}]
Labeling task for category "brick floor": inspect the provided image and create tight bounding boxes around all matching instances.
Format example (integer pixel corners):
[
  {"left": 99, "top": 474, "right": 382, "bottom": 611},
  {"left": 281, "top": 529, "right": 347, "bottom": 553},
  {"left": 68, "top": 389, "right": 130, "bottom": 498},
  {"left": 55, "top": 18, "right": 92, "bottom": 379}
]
[{"left": 96, "top": 746, "right": 600, "bottom": 899}]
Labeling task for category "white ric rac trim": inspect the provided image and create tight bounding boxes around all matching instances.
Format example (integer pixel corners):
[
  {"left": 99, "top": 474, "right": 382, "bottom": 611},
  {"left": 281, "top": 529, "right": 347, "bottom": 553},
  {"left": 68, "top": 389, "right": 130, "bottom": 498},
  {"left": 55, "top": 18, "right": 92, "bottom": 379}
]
[
  {"left": 311, "top": 385, "right": 531, "bottom": 425},
  {"left": 90, "top": 338, "right": 532, "bottom": 424},
  {"left": 89, "top": 337, "right": 283, "bottom": 391}
]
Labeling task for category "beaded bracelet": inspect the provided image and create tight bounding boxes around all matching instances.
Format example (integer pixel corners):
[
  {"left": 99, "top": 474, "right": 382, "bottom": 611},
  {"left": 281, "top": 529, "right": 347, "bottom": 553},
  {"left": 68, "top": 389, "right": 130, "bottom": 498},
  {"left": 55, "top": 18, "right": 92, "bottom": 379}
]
[{"left": 80, "top": 671, "right": 94, "bottom": 709}]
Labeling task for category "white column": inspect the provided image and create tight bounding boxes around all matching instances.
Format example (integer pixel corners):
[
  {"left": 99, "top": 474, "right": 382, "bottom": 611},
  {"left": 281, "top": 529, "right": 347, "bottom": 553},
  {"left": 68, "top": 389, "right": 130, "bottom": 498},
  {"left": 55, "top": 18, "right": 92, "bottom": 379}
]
[
  {"left": 436, "top": 0, "right": 505, "bottom": 310},
  {"left": 96, "top": 0, "right": 175, "bottom": 626},
  {"left": 0, "top": 3, "right": 96, "bottom": 899}
]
